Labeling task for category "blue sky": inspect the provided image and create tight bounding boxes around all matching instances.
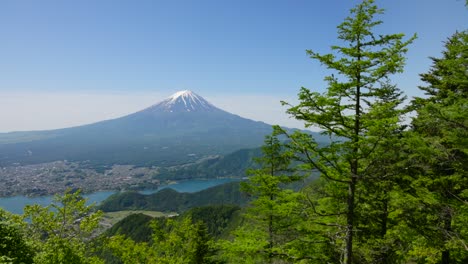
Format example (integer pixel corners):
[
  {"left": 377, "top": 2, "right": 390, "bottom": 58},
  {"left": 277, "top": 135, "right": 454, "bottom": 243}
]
[{"left": 0, "top": 0, "right": 467, "bottom": 132}]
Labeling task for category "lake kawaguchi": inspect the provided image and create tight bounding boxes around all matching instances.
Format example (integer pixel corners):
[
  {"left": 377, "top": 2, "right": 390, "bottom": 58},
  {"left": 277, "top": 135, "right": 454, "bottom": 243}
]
[{"left": 0, "top": 178, "right": 240, "bottom": 215}]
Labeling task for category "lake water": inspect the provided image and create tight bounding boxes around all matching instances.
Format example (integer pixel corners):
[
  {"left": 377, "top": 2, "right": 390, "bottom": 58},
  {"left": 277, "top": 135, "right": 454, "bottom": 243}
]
[{"left": 0, "top": 178, "right": 240, "bottom": 215}]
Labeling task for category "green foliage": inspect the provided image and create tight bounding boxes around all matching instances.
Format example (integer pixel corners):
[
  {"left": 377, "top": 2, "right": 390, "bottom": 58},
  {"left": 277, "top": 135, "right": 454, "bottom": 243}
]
[
  {"left": 404, "top": 30, "right": 468, "bottom": 264},
  {"left": 0, "top": 209, "right": 34, "bottom": 264},
  {"left": 152, "top": 217, "right": 215, "bottom": 263},
  {"left": 277, "top": 0, "right": 415, "bottom": 262},
  {"left": 102, "top": 204, "right": 242, "bottom": 246},
  {"left": 104, "top": 213, "right": 154, "bottom": 242},
  {"left": 98, "top": 205, "right": 243, "bottom": 263},
  {"left": 23, "top": 189, "right": 104, "bottom": 264},
  {"left": 105, "top": 235, "right": 154, "bottom": 264},
  {"left": 220, "top": 135, "right": 304, "bottom": 263},
  {"left": 157, "top": 147, "right": 262, "bottom": 180},
  {"left": 106, "top": 216, "right": 217, "bottom": 264},
  {"left": 99, "top": 181, "right": 249, "bottom": 212},
  {"left": 184, "top": 205, "right": 242, "bottom": 238}
]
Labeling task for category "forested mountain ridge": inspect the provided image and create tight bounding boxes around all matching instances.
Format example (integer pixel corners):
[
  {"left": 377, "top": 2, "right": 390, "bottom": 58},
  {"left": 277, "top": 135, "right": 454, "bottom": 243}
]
[
  {"left": 99, "top": 181, "right": 249, "bottom": 212},
  {"left": 103, "top": 205, "right": 242, "bottom": 242},
  {"left": 156, "top": 147, "right": 262, "bottom": 180}
]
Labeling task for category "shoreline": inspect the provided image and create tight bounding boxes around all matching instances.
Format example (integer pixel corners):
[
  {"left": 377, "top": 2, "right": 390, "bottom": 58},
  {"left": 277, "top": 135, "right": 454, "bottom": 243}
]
[{"left": 0, "top": 177, "right": 243, "bottom": 199}]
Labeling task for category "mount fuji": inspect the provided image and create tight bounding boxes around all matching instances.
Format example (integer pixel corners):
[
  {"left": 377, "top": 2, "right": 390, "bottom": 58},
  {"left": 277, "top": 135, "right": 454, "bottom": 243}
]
[{"left": 0, "top": 91, "right": 277, "bottom": 167}]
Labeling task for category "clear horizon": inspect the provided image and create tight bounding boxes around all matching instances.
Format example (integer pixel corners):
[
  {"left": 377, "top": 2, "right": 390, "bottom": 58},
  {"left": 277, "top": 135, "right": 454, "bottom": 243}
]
[
  {"left": 0, "top": 90, "right": 307, "bottom": 133},
  {"left": 1, "top": 0, "right": 466, "bottom": 132}
]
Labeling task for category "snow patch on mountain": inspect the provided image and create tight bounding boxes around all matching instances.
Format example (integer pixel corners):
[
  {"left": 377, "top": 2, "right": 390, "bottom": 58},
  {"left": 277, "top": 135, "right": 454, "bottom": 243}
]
[{"left": 143, "top": 90, "right": 219, "bottom": 113}]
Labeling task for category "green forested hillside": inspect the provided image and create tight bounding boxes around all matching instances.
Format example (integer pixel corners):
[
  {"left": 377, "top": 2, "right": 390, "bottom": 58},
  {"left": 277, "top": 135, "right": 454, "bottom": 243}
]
[
  {"left": 183, "top": 205, "right": 243, "bottom": 239},
  {"left": 103, "top": 205, "right": 242, "bottom": 242},
  {"left": 104, "top": 213, "right": 154, "bottom": 242},
  {"left": 98, "top": 205, "right": 244, "bottom": 263},
  {"left": 155, "top": 147, "right": 262, "bottom": 180},
  {"left": 99, "top": 181, "right": 249, "bottom": 212}
]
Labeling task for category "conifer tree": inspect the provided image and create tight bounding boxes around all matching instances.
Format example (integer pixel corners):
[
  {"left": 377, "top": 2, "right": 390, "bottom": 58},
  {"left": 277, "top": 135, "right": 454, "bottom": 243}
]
[
  {"left": 278, "top": 0, "right": 414, "bottom": 262},
  {"left": 220, "top": 134, "right": 303, "bottom": 263},
  {"left": 406, "top": 30, "right": 468, "bottom": 264}
]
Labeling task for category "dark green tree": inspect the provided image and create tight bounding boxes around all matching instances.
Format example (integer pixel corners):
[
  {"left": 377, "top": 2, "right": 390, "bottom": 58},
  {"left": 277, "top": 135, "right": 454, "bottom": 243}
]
[
  {"left": 0, "top": 209, "right": 34, "bottom": 264},
  {"left": 190, "top": 221, "right": 214, "bottom": 264},
  {"left": 351, "top": 83, "right": 410, "bottom": 263},
  {"left": 405, "top": 30, "right": 468, "bottom": 264},
  {"left": 220, "top": 134, "right": 303, "bottom": 263},
  {"left": 278, "top": 0, "right": 415, "bottom": 262}
]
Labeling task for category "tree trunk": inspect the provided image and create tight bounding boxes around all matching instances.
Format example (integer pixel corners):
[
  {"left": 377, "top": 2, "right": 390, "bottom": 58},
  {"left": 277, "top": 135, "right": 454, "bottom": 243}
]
[
  {"left": 381, "top": 197, "right": 388, "bottom": 237},
  {"left": 441, "top": 206, "right": 452, "bottom": 264},
  {"left": 346, "top": 177, "right": 356, "bottom": 264},
  {"left": 441, "top": 251, "right": 450, "bottom": 264},
  {"left": 380, "top": 197, "right": 389, "bottom": 264},
  {"left": 346, "top": 32, "right": 362, "bottom": 264},
  {"left": 269, "top": 203, "right": 274, "bottom": 264}
]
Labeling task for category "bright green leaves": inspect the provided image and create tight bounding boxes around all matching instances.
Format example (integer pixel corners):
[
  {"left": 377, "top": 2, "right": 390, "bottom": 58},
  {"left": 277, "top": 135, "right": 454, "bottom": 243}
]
[
  {"left": 106, "top": 235, "right": 155, "bottom": 264},
  {"left": 107, "top": 216, "right": 216, "bottom": 264},
  {"left": 337, "top": 0, "right": 383, "bottom": 43},
  {"left": 308, "top": 0, "right": 415, "bottom": 97},
  {"left": 0, "top": 191, "right": 104, "bottom": 264},
  {"left": 0, "top": 209, "right": 34, "bottom": 264},
  {"left": 23, "top": 190, "right": 104, "bottom": 264}
]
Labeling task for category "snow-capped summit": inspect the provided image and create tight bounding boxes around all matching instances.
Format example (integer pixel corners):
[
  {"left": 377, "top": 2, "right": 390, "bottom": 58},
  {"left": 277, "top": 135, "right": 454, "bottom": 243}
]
[
  {"left": 169, "top": 90, "right": 196, "bottom": 101},
  {"left": 144, "top": 90, "right": 219, "bottom": 113}
]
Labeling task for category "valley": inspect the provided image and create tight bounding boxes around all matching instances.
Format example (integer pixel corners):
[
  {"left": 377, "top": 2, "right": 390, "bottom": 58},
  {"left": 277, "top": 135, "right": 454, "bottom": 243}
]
[
  {"left": 0, "top": 91, "right": 269, "bottom": 198},
  {"left": 0, "top": 144, "right": 259, "bottom": 197}
]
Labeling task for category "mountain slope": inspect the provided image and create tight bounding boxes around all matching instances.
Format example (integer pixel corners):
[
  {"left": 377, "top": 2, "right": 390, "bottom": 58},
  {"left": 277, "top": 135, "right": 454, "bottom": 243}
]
[
  {"left": 0, "top": 91, "right": 275, "bottom": 166},
  {"left": 99, "top": 181, "right": 248, "bottom": 212},
  {"left": 157, "top": 147, "right": 262, "bottom": 180}
]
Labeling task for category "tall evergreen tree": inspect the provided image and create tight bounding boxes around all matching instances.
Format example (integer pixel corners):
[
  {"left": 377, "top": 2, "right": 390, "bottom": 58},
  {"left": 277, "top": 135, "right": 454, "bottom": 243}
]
[
  {"left": 352, "top": 83, "right": 410, "bottom": 263},
  {"left": 220, "top": 134, "right": 303, "bottom": 263},
  {"left": 278, "top": 0, "right": 415, "bottom": 262},
  {"left": 406, "top": 30, "right": 468, "bottom": 263}
]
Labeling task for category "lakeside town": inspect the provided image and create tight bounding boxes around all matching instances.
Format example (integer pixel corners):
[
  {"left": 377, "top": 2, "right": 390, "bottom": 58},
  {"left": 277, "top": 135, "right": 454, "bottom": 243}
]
[{"left": 0, "top": 160, "right": 161, "bottom": 197}]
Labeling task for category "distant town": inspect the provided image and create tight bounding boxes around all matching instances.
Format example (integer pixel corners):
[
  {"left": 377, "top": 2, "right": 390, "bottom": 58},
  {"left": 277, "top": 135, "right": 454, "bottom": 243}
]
[{"left": 0, "top": 160, "right": 161, "bottom": 197}]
